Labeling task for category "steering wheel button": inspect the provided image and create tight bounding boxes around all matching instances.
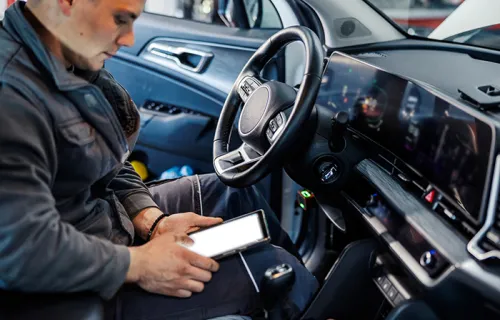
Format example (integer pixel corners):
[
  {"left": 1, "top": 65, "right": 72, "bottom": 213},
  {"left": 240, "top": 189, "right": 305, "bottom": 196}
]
[
  {"left": 249, "top": 80, "right": 259, "bottom": 90},
  {"left": 269, "top": 120, "right": 278, "bottom": 133},
  {"left": 266, "top": 129, "right": 273, "bottom": 140},
  {"left": 276, "top": 114, "right": 283, "bottom": 126}
]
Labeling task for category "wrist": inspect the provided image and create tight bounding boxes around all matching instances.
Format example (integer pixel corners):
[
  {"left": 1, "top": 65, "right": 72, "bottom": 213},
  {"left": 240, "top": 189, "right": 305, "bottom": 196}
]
[
  {"left": 133, "top": 207, "right": 164, "bottom": 240},
  {"left": 146, "top": 213, "right": 168, "bottom": 241},
  {"left": 126, "top": 247, "right": 143, "bottom": 283}
]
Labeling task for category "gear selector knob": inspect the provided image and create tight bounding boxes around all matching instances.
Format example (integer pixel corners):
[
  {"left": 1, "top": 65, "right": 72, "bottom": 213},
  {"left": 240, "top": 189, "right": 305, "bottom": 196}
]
[{"left": 260, "top": 264, "right": 296, "bottom": 318}]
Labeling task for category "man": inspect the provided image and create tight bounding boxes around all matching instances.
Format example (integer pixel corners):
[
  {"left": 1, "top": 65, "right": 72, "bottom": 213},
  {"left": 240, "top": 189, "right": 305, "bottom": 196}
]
[{"left": 0, "top": 0, "right": 318, "bottom": 319}]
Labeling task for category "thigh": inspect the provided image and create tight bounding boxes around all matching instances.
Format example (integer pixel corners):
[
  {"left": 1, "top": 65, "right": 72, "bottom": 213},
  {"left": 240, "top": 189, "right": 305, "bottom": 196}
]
[
  {"left": 148, "top": 173, "right": 265, "bottom": 220},
  {"left": 148, "top": 176, "right": 201, "bottom": 216},
  {"left": 107, "top": 245, "right": 317, "bottom": 320},
  {"left": 109, "top": 254, "right": 260, "bottom": 320}
]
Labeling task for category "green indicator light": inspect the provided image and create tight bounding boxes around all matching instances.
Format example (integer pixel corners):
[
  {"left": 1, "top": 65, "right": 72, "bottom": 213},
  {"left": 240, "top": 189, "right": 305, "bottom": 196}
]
[
  {"left": 373, "top": 79, "right": 377, "bottom": 84},
  {"left": 301, "top": 190, "right": 312, "bottom": 198},
  {"left": 299, "top": 203, "right": 306, "bottom": 209},
  {"left": 348, "top": 68, "right": 352, "bottom": 73}
]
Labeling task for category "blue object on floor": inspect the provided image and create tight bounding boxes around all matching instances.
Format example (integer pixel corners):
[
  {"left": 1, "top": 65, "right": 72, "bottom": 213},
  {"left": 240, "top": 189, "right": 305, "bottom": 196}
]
[
  {"left": 160, "top": 165, "right": 194, "bottom": 180},
  {"left": 180, "top": 165, "right": 194, "bottom": 177}
]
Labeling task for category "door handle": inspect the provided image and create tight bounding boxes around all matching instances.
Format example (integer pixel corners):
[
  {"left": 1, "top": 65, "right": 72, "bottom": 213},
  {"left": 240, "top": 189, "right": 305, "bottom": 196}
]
[{"left": 145, "top": 43, "right": 213, "bottom": 73}]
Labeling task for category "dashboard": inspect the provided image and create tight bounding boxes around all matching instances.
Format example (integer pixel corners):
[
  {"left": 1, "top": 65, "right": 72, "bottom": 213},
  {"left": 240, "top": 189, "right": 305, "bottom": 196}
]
[
  {"left": 316, "top": 52, "right": 494, "bottom": 224},
  {"left": 287, "top": 48, "right": 500, "bottom": 320}
]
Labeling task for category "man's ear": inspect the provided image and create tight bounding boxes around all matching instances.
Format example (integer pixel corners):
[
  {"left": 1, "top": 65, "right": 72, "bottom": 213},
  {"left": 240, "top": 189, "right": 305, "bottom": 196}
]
[{"left": 57, "top": 0, "right": 74, "bottom": 16}]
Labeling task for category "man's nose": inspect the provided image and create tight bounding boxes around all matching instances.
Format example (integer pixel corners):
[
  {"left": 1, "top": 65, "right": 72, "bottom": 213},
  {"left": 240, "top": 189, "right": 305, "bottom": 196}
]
[{"left": 117, "top": 29, "right": 135, "bottom": 48}]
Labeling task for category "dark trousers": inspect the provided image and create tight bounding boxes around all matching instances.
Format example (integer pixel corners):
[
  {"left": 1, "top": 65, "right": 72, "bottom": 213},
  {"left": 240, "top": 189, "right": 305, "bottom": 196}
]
[{"left": 106, "top": 174, "right": 318, "bottom": 320}]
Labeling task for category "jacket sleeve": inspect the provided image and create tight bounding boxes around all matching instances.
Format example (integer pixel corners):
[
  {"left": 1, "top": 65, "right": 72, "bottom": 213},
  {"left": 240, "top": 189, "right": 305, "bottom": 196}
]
[
  {"left": 89, "top": 67, "right": 160, "bottom": 220},
  {"left": 108, "top": 161, "right": 159, "bottom": 220},
  {"left": 0, "top": 86, "right": 129, "bottom": 300}
]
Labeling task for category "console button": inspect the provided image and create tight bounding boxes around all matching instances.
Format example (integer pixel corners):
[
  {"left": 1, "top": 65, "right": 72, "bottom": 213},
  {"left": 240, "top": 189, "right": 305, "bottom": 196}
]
[
  {"left": 387, "top": 286, "right": 398, "bottom": 301},
  {"left": 375, "top": 275, "right": 385, "bottom": 285},
  {"left": 393, "top": 294, "right": 405, "bottom": 306},
  {"left": 381, "top": 278, "right": 392, "bottom": 293},
  {"left": 424, "top": 190, "right": 436, "bottom": 203},
  {"left": 269, "top": 120, "right": 278, "bottom": 133}
]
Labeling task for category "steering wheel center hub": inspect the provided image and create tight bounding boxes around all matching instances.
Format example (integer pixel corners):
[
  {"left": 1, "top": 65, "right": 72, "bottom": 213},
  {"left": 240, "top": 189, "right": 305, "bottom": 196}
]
[{"left": 239, "top": 86, "right": 270, "bottom": 135}]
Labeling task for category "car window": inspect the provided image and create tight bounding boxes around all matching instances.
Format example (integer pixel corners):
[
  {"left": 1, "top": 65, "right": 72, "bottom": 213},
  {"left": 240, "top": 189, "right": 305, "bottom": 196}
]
[
  {"left": 144, "top": 0, "right": 282, "bottom": 29},
  {"left": 1, "top": 0, "right": 17, "bottom": 21}
]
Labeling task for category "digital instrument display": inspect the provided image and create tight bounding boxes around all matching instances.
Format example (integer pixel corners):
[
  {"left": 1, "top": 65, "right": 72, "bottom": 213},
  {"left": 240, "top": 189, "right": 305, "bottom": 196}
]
[
  {"left": 183, "top": 210, "right": 270, "bottom": 259},
  {"left": 317, "top": 52, "right": 493, "bottom": 220}
]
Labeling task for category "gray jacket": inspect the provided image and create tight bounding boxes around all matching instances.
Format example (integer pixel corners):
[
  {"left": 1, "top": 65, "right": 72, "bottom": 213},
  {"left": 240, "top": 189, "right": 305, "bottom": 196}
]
[{"left": 0, "top": 2, "right": 159, "bottom": 299}]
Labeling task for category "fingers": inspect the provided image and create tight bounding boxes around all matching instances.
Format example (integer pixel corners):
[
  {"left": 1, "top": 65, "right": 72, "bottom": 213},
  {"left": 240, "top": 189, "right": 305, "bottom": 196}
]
[
  {"left": 186, "top": 251, "right": 220, "bottom": 272},
  {"left": 188, "top": 212, "right": 223, "bottom": 227},
  {"left": 160, "top": 288, "right": 191, "bottom": 298},
  {"left": 164, "top": 280, "right": 204, "bottom": 298},
  {"left": 185, "top": 265, "right": 213, "bottom": 282},
  {"left": 182, "top": 279, "right": 205, "bottom": 293},
  {"left": 171, "top": 289, "right": 192, "bottom": 298}
]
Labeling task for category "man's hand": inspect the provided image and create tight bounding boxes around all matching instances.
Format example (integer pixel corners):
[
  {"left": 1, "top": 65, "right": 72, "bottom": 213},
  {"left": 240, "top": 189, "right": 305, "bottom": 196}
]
[
  {"left": 133, "top": 208, "right": 222, "bottom": 240},
  {"left": 152, "top": 212, "right": 222, "bottom": 239},
  {"left": 126, "top": 233, "right": 220, "bottom": 297}
]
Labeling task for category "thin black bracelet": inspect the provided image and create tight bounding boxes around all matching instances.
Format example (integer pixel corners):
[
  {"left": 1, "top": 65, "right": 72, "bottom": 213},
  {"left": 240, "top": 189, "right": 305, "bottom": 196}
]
[{"left": 146, "top": 213, "right": 168, "bottom": 242}]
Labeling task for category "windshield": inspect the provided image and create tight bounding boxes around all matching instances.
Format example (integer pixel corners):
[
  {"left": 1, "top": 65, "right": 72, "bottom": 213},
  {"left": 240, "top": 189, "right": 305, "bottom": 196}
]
[{"left": 366, "top": 0, "right": 500, "bottom": 51}]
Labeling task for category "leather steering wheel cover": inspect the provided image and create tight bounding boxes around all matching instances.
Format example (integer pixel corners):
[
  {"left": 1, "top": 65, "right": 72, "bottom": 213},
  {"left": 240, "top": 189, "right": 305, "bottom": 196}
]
[{"left": 214, "top": 26, "right": 323, "bottom": 187}]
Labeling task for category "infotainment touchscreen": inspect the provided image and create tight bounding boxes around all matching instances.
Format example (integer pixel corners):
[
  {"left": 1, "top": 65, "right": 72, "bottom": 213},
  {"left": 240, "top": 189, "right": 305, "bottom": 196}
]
[{"left": 316, "top": 52, "right": 493, "bottom": 221}]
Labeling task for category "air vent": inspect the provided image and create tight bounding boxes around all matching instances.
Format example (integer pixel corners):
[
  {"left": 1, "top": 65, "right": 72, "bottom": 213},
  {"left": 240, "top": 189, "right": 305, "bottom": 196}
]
[{"left": 354, "top": 52, "right": 387, "bottom": 58}]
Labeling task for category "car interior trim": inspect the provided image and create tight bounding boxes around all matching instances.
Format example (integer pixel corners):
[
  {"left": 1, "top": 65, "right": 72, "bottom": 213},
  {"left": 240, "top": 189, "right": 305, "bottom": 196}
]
[{"left": 468, "top": 154, "right": 500, "bottom": 261}]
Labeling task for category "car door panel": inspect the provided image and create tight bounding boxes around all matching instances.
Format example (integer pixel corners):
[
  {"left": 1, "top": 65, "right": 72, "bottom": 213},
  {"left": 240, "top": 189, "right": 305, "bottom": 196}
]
[
  {"left": 106, "top": 13, "right": 281, "bottom": 181},
  {"left": 105, "top": 56, "right": 226, "bottom": 117}
]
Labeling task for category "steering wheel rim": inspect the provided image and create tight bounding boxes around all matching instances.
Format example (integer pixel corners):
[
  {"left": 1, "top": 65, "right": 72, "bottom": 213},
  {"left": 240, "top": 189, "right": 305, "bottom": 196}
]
[{"left": 213, "top": 26, "right": 324, "bottom": 188}]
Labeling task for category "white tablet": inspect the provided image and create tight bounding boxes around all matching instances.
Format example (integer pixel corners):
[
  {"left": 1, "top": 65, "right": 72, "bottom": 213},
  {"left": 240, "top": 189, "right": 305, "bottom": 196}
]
[{"left": 182, "top": 209, "right": 271, "bottom": 260}]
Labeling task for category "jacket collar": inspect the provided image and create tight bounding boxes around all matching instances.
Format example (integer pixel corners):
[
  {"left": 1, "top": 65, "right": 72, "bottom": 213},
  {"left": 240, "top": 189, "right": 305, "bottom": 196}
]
[{"left": 2, "top": 1, "right": 88, "bottom": 91}]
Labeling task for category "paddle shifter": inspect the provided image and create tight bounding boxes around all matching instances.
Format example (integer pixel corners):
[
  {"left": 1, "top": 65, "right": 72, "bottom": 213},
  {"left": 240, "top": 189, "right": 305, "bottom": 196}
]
[{"left": 260, "top": 264, "right": 296, "bottom": 320}]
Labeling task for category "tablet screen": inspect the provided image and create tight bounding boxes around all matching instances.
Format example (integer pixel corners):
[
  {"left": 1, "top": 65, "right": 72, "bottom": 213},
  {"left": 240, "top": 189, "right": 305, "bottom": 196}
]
[{"left": 185, "top": 211, "right": 266, "bottom": 258}]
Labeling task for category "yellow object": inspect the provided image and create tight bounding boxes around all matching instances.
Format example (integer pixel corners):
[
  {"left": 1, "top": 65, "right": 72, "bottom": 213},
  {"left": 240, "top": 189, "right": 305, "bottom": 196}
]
[{"left": 131, "top": 160, "right": 149, "bottom": 181}]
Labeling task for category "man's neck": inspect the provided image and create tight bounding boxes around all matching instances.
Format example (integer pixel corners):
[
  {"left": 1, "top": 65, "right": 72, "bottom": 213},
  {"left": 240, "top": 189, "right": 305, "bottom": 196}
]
[{"left": 23, "top": 5, "right": 72, "bottom": 69}]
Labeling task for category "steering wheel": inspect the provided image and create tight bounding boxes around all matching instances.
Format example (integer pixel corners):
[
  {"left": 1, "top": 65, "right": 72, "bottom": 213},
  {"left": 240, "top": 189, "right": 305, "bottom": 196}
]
[{"left": 213, "top": 26, "right": 324, "bottom": 188}]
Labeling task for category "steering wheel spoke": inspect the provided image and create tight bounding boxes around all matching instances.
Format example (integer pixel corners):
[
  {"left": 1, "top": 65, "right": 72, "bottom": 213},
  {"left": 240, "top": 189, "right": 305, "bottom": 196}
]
[
  {"left": 237, "top": 76, "right": 266, "bottom": 103},
  {"left": 214, "top": 143, "right": 262, "bottom": 175}
]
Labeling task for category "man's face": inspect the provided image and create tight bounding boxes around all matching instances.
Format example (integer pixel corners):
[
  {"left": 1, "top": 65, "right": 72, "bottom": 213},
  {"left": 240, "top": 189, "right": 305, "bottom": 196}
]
[{"left": 60, "top": 0, "right": 145, "bottom": 71}]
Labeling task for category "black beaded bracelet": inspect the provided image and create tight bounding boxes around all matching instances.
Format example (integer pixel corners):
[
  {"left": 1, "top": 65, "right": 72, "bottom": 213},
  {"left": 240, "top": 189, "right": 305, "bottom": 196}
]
[{"left": 146, "top": 213, "right": 168, "bottom": 242}]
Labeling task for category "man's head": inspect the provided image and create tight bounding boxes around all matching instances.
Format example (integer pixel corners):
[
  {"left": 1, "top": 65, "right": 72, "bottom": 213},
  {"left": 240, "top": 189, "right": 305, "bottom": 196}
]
[{"left": 27, "top": 0, "right": 145, "bottom": 71}]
